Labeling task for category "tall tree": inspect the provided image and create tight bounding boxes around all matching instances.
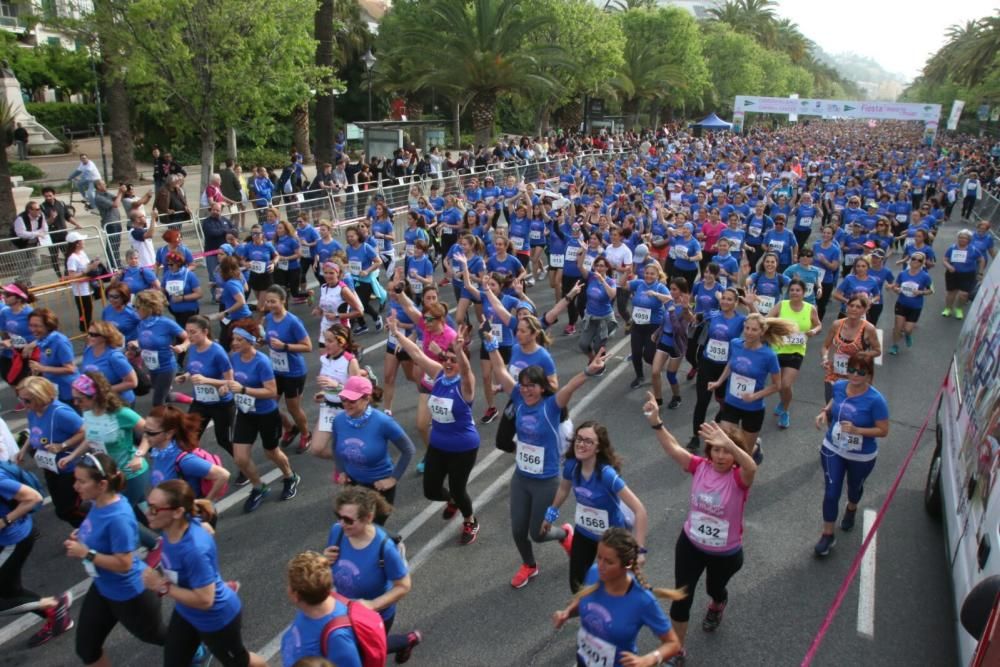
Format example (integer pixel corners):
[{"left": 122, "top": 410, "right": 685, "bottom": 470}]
[{"left": 314, "top": 0, "right": 366, "bottom": 165}]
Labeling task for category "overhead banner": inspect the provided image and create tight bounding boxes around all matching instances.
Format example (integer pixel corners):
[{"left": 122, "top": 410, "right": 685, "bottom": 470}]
[
  {"left": 734, "top": 95, "right": 941, "bottom": 122},
  {"left": 947, "top": 100, "right": 965, "bottom": 131}
]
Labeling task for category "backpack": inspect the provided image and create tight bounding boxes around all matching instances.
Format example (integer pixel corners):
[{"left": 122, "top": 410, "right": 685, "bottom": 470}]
[
  {"left": 0, "top": 461, "right": 44, "bottom": 512},
  {"left": 174, "top": 449, "right": 228, "bottom": 499}
]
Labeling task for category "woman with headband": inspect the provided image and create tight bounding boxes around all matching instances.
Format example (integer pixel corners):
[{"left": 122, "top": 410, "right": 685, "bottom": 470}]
[
  {"left": 0, "top": 282, "right": 37, "bottom": 403},
  {"left": 310, "top": 324, "right": 361, "bottom": 460}
]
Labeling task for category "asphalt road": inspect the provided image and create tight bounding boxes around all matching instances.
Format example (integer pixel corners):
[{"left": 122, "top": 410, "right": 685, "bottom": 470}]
[{"left": 0, "top": 220, "right": 968, "bottom": 667}]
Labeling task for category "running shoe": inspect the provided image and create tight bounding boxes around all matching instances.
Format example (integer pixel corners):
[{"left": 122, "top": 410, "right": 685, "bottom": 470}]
[
  {"left": 777, "top": 411, "right": 790, "bottom": 429},
  {"left": 840, "top": 507, "right": 857, "bottom": 532},
  {"left": 442, "top": 500, "right": 459, "bottom": 520},
  {"left": 814, "top": 533, "right": 836, "bottom": 557},
  {"left": 753, "top": 439, "right": 764, "bottom": 465},
  {"left": 394, "top": 630, "right": 422, "bottom": 664},
  {"left": 686, "top": 367, "right": 697, "bottom": 381},
  {"left": 354, "top": 324, "right": 370, "bottom": 335},
  {"left": 629, "top": 377, "right": 643, "bottom": 390},
  {"left": 291, "top": 296, "right": 308, "bottom": 305},
  {"left": 526, "top": 277, "right": 535, "bottom": 287},
  {"left": 774, "top": 403, "right": 786, "bottom": 416},
  {"left": 415, "top": 458, "right": 425, "bottom": 474},
  {"left": 190, "top": 643, "right": 210, "bottom": 667},
  {"left": 145, "top": 537, "right": 163, "bottom": 568},
  {"left": 941, "top": 308, "right": 952, "bottom": 317},
  {"left": 233, "top": 472, "right": 250, "bottom": 487},
  {"left": 889, "top": 344, "right": 899, "bottom": 356},
  {"left": 170, "top": 392, "right": 193, "bottom": 405},
  {"left": 384, "top": 409, "right": 393, "bottom": 416},
  {"left": 480, "top": 406, "right": 499, "bottom": 424},
  {"left": 225, "top": 580, "right": 241, "bottom": 593},
  {"left": 563, "top": 324, "right": 576, "bottom": 336},
  {"left": 904, "top": 333, "right": 913, "bottom": 348},
  {"left": 296, "top": 432, "right": 312, "bottom": 454},
  {"left": 559, "top": 523, "right": 574, "bottom": 556},
  {"left": 28, "top": 591, "right": 73, "bottom": 648},
  {"left": 281, "top": 474, "right": 301, "bottom": 501},
  {"left": 955, "top": 308, "right": 964, "bottom": 320},
  {"left": 459, "top": 519, "right": 480, "bottom": 546},
  {"left": 702, "top": 601, "right": 727, "bottom": 632},
  {"left": 244, "top": 485, "right": 270, "bottom": 513},
  {"left": 667, "top": 396, "right": 682, "bottom": 410},
  {"left": 664, "top": 650, "right": 687, "bottom": 666},
  {"left": 624, "top": 320, "right": 633, "bottom": 334},
  {"left": 280, "top": 425, "right": 300, "bottom": 448},
  {"left": 375, "top": 315, "right": 385, "bottom": 331},
  {"left": 510, "top": 563, "right": 539, "bottom": 589},
  {"left": 686, "top": 436, "right": 700, "bottom": 452}
]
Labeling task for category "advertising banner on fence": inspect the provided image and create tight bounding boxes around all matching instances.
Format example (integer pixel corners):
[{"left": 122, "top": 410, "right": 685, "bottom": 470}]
[
  {"left": 947, "top": 100, "right": 965, "bottom": 131},
  {"left": 733, "top": 96, "right": 941, "bottom": 122}
]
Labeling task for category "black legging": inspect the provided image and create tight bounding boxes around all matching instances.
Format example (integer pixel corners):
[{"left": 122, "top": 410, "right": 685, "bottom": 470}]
[
  {"left": 866, "top": 303, "right": 883, "bottom": 326},
  {"left": 961, "top": 195, "right": 977, "bottom": 219},
  {"left": 0, "top": 529, "right": 44, "bottom": 618},
  {"left": 423, "top": 446, "right": 478, "bottom": 519},
  {"left": 793, "top": 229, "right": 811, "bottom": 249},
  {"left": 76, "top": 587, "right": 166, "bottom": 664},
  {"left": 569, "top": 530, "right": 600, "bottom": 593},
  {"left": 816, "top": 282, "right": 835, "bottom": 320},
  {"left": 274, "top": 266, "right": 308, "bottom": 298},
  {"left": 693, "top": 358, "right": 727, "bottom": 437},
  {"left": 670, "top": 530, "right": 744, "bottom": 623},
  {"left": 190, "top": 400, "right": 237, "bottom": 457},
  {"left": 44, "top": 469, "right": 84, "bottom": 527},
  {"left": 74, "top": 293, "right": 94, "bottom": 333},
  {"left": 353, "top": 280, "right": 381, "bottom": 325},
  {"left": 561, "top": 275, "right": 585, "bottom": 325},
  {"left": 629, "top": 323, "right": 657, "bottom": 379},
  {"left": 615, "top": 288, "right": 630, "bottom": 323}
]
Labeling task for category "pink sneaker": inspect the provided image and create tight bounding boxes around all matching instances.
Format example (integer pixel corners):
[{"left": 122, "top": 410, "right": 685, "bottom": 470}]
[{"left": 559, "top": 523, "right": 574, "bottom": 556}]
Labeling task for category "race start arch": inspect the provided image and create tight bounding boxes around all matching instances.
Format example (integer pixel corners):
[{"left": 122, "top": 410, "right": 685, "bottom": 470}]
[{"left": 732, "top": 95, "right": 942, "bottom": 144}]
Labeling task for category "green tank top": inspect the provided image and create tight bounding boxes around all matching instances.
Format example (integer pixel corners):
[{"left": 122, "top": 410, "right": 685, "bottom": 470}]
[{"left": 773, "top": 299, "right": 814, "bottom": 356}]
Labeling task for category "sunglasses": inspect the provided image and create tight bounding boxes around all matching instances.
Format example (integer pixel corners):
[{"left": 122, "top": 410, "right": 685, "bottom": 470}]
[
  {"left": 143, "top": 429, "right": 164, "bottom": 436},
  {"left": 336, "top": 513, "right": 358, "bottom": 526},
  {"left": 846, "top": 366, "right": 868, "bottom": 376},
  {"left": 87, "top": 331, "right": 102, "bottom": 337},
  {"left": 910, "top": 257, "right": 924, "bottom": 262},
  {"left": 146, "top": 503, "right": 178, "bottom": 516},
  {"left": 107, "top": 293, "right": 123, "bottom": 300}
]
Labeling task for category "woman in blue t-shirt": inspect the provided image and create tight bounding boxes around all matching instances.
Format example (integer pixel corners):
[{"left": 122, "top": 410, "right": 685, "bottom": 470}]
[
  {"left": 273, "top": 220, "right": 310, "bottom": 302},
  {"left": 162, "top": 251, "right": 202, "bottom": 328},
  {"left": 812, "top": 353, "right": 890, "bottom": 557},
  {"left": 577, "top": 254, "right": 617, "bottom": 362},
  {"left": 143, "top": 406, "right": 229, "bottom": 501},
  {"left": 690, "top": 288, "right": 746, "bottom": 450},
  {"left": 627, "top": 263, "right": 672, "bottom": 389},
  {"left": 133, "top": 290, "right": 188, "bottom": 407},
  {"left": 941, "top": 229, "right": 986, "bottom": 320},
  {"left": 0, "top": 281, "right": 36, "bottom": 394},
  {"left": 543, "top": 421, "right": 648, "bottom": 593},
  {"left": 26, "top": 308, "right": 79, "bottom": 405},
  {"left": 262, "top": 286, "right": 313, "bottom": 455},
  {"left": 143, "top": 479, "right": 263, "bottom": 665},
  {"left": 213, "top": 255, "right": 251, "bottom": 350},
  {"left": 177, "top": 315, "right": 236, "bottom": 462},
  {"left": 345, "top": 226, "right": 385, "bottom": 333},
  {"left": 120, "top": 250, "right": 160, "bottom": 297},
  {"left": 834, "top": 255, "right": 881, "bottom": 323},
  {"left": 67, "top": 453, "right": 166, "bottom": 663},
  {"left": 552, "top": 528, "right": 682, "bottom": 667},
  {"left": 324, "top": 486, "right": 422, "bottom": 662},
  {"left": 101, "top": 281, "right": 141, "bottom": 343},
  {"left": 744, "top": 253, "right": 789, "bottom": 316},
  {"left": 81, "top": 320, "right": 138, "bottom": 405},
  {"left": 888, "top": 252, "right": 934, "bottom": 355},
  {"left": 489, "top": 340, "right": 610, "bottom": 590}
]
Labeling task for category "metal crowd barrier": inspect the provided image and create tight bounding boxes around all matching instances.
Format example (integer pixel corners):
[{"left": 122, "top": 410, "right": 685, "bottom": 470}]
[{"left": 973, "top": 190, "right": 1000, "bottom": 239}]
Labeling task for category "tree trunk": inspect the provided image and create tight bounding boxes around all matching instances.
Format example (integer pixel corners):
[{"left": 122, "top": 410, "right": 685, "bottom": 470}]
[
  {"left": 226, "top": 127, "right": 238, "bottom": 162},
  {"left": 293, "top": 103, "right": 313, "bottom": 164},
  {"left": 105, "top": 74, "right": 137, "bottom": 183},
  {"left": 0, "top": 143, "right": 17, "bottom": 239},
  {"left": 200, "top": 126, "right": 215, "bottom": 194},
  {"left": 470, "top": 92, "right": 495, "bottom": 149},
  {"left": 313, "top": 0, "right": 336, "bottom": 165},
  {"left": 452, "top": 100, "right": 461, "bottom": 149}
]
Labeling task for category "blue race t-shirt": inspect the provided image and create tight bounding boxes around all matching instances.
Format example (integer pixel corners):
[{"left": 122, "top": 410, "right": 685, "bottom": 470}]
[
  {"left": 37, "top": 331, "right": 80, "bottom": 402},
  {"left": 0, "top": 474, "right": 32, "bottom": 546},
  {"left": 161, "top": 519, "right": 241, "bottom": 632},
  {"left": 149, "top": 439, "right": 213, "bottom": 489},
  {"left": 628, "top": 279, "right": 668, "bottom": 326},
  {"left": 101, "top": 304, "right": 141, "bottom": 343},
  {"left": 511, "top": 390, "right": 563, "bottom": 480},
  {"left": 333, "top": 409, "right": 407, "bottom": 484},
  {"left": 264, "top": 312, "right": 309, "bottom": 377},
  {"left": 137, "top": 315, "right": 184, "bottom": 374},
  {"left": 220, "top": 279, "right": 252, "bottom": 321},
  {"left": 28, "top": 400, "right": 83, "bottom": 472},
  {"left": 82, "top": 346, "right": 136, "bottom": 404},
  {"left": 326, "top": 524, "right": 408, "bottom": 621},
  {"left": 280, "top": 601, "right": 360, "bottom": 667},
  {"left": 162, "top": 267, "right": 200, "bottom": 313},
  {"left": 563, "top": 459, "right": 627, "bottom": 541},
  {"left": 724, "top": 338, "right": 779, "bottom": 411},
  {"left": 822, "top": 380, "right": 889, "bottom": 462},
  {"left": 230, "top": 351, "right": 279, "bottom": 414},
  {"left": 585, "top": 274, "right": 615, "bottom": 317},
  {"left": 77, "top": 496, "right": 145, "bottom": 600},
  {"left": 894, "top": 269, "right": 933, "bottom": 310},
  {"left": 507, "top": 344, "right": 556, "bottom": 380},
  {"left": 186, "top": 342, "right": 233, "bottom": 404}
]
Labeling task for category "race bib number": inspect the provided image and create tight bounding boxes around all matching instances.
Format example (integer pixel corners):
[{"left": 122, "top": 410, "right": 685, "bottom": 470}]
[
  {"left": 755, "top": 294, "right": 775, "bottom": 314},
  {"left": 141, "top": 349, "right": 160, "bottom": 371},
  {"left": 194, "top": 384, "right": 220, "bottom": 403},
  {"left": 234, "top": 392, "right": 256, "bottom": 414},
  {"left": 549, "top": 254, "right": 564, "bottom": 268},
  {"left": 729, "top": 372, "right": 755, "bottom": 400},
  {"left": 427, "top": 395, "right": 455, "bottom": 423},
  {"left": 748, "top": 226, "right": 761, "bottom": 238},
  {"left": 845, "top": 253, "right": 859, "bottom": 267},
  {"left": 895, "top": 214, "right": 908, "bottom": 223},
  {"left": 833, "top": 353, "right": 849, "bottom": 375},
  {"left": 727, "top": 238, "right": 741, "bottom": 252},
  {"left": 565, "top": 246, "right": 581, "bottom": 262},
  {"left": 832, "top": 422, "right": 863, "bottom": 451},
  {"left": 673, "top": 245, "right": 688, "bottom": 259},
  {"left": 784, "top": 333, "right": 807, "bottom": 346},
  {"left": 689, "top": 511, "right": 730, "bottom": 548},
  {"left": 84, "top": 439, "right": 108, "bottom": 455},
  {"left": 900, "top": 281, "right": 919, "bottom": 298},
  {"left": 631, "top": 306, "right": 651, "bottom": 325},
  {"left": 798, "top": 216, "right": 813, "bottom": 227},
  {"left": 490, "top": 323, "right": 503, "bottom": 340},
  {"left": 250, "top": 260, "right": 267, "bottom": 274},
  {"left": 577, "top": 628, "right": 616, "bottom": 667},
  {"left": 582, "top": 255, "right": 595, "bottom": 272},
  {"left": 706, "top": 339, "right": 729, "bottom": 362},
  {"left": 515, "top": 441, "right": 544, "bottom": 475},
  {"left": 510, "top": 237, "right": 525, "bottom": 251},
  {"left": 277, "top": 259, "right": 290, "bottom": 271},
  {"left": 405, "top": 244, "right": 415, "bottom": 257},
  {"left": 165, "top": 280, "right": 184, "bottom": 296},
  {"left": 318, "top": 405, "right": 338, "bottom": 433},
  {"left": 9, "top": 335, "right": 26, "bottom": 347},
  {"left": 529, "top": 230, "right": 542, "bottom": 240},
  {"left": 34, "top": 450, "right": 58, "bottom": 473},
  {"left": 270, "top": 350, "right": 289, "bottom": 373},
  {"left": 348, "top": 260, "right": 363, "bottom": 274},
  {"left": 301, "top": 246, "right": 311, "bottom": 258},
  {"left": 951, "top": 249, "right": 968, "bottom": 264},
  {"left": 805, "top": 281, "right": 815, "bottom": 297},
  {"left": 574, "top": 504, "right": 610, "bottom": 534},
  {"left": 408, "top": 277, "right": 424, "bottom": 294},
  {"left": 768, "top": 240, "right": 785, "bottom": 253}
]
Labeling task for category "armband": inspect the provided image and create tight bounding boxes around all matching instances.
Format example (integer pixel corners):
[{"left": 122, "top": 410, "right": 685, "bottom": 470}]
[
  {"left": 483, "top": 339, "right": 500, "bottom": 353},
  {"left": 544, "top": 506, "right": 560, "bottom": 523}
]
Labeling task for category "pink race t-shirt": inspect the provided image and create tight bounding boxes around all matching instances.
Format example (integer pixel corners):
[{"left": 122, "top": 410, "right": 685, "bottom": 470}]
[
  {"left": 682, "top": 455, "right": 749, "bottom": 554},
  {"left": 415, "top": 320, "right": 457, "bottom": 389}
]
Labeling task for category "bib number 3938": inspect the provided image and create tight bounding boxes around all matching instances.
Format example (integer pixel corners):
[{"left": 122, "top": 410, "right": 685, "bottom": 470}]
[{"left": 515, "top": 441, "right": 544, "bottom": 474}]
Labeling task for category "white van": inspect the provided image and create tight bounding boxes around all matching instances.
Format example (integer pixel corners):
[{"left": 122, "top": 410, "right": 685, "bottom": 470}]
[{"left": 925, "top": 254, "right": 1000, "bottom": 666}]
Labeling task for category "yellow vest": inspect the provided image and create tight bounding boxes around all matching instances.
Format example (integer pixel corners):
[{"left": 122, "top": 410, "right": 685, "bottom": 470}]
[{"left": 773, "top": 300, "right": 814, "bottom": 356}]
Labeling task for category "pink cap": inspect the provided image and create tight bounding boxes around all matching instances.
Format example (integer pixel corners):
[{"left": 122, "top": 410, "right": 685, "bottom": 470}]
[{"left": 339, "top": 376, "right": 373, "bottom": 401}]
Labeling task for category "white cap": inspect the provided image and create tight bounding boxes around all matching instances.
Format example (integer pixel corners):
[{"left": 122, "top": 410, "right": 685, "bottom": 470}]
[{"left": 66, "top": 231, "right": 88, "bottom": 243}]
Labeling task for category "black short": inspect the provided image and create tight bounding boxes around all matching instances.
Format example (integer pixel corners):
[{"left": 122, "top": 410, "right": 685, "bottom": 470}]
[
  {"left": 718, "top": 402, "right": 766, "bottom": 433},
  {"left": 778, "top": 353, "right": 803, "bottom": 370},
  {"left": 232, "top": 409, "right": 282, "bottom": 450},
  {"left": 248, "top": 271, "right": 273, "bottom": 292},
  {"left": 945, "top": 270, "right": 975, "bottom": 293},
  {"left": 480, "top": 343, "right": 513, "bottom": 362},
  {"left": 657, "top": 341, "right": 679, "bottom": 357},
  {"left": 386, "top": 344, "right": 411, "bottom": 362},
  {"left": 275, "top": 374, "right": 306, "bottom": 399},
  {"left": 894, "top": 302, "right": 922, "bottom": 323}
]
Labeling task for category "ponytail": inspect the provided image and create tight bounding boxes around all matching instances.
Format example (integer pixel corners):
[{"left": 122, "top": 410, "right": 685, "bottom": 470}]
[{"left": 568, "top": 528, "right": 686, "bottom": 605}]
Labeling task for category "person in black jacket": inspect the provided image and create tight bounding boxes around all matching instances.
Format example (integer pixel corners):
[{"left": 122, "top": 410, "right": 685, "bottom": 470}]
[{"left": 201, "top": 202, "right": 235, "bottom": 295}]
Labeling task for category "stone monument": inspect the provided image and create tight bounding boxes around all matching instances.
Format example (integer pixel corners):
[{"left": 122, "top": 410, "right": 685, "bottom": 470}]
[{"left": 2, "top": 60, "right": 63, "bottom": 155}]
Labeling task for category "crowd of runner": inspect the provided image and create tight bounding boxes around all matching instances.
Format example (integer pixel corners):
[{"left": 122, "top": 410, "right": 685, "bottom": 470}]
[{"left": 0, "top": 120, "right": 997, "bottom": 667}]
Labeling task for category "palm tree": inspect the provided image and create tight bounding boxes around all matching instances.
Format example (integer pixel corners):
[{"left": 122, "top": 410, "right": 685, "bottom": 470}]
[
  {"left": 926, "top": 14, "right": 1000, "bottom": 88},
  {"left": 617, "top": 39, "right": 688, "bottom": 128},
  {"left": 774, "top": 18, "right": 812, "bottom": 65},
  {"left": 604, "top": 0, "right": 658, "bottom": 10},
  {"left": 708, "top": 0, "right": 778, "bottom": 48},
  {"left": 393, "top": 0, "right": 564, "bottom": 147},
  {"left": 314, "top": 0, "right": 368, "bottom": 164}
]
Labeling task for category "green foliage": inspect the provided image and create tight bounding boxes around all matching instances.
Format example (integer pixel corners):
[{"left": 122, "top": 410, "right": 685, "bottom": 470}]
[
  {"left": 0, "top": 33, "right": 95, "bottom": 99},
  {"left": 236, "top": 146, "right": 290, "bottom": 170},
  {"left": 8, "top": 161, "right": 44, "bottom": 180},
  {"left": 25, "top": 102, "right": 104, "bottom": 132},
  {"left": 701, "top": 23, "right": 766, "bottom": 108},
  {"left": 910, "top": 12, "right": 1000, "bottom": 110}
]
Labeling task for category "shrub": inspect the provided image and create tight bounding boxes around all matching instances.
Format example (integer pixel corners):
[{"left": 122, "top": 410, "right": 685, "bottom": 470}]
[
  {"left": 236, "top": 147, "right": 290, "bottom": 170},
  {"left": 9, "top": 161, "right": 44, "bottom": 180},
  {"left": 25, "top": 102, "right": 106, "bottom": 132}
]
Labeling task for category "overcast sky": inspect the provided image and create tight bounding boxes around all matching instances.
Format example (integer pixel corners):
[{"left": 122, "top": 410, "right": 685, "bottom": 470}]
[{"left": 774, "top": 0, "right": 997, "bottom": 81}]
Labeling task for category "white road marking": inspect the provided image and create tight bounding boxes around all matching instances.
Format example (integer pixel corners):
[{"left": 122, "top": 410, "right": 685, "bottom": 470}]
[{"left": 857, "top": 508, "right": 878, "bottom": 639}]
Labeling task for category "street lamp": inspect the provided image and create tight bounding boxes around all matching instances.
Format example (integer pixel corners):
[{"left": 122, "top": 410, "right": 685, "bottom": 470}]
[{"left": 361, "top": 49, "right": 376, "bottom": 122}]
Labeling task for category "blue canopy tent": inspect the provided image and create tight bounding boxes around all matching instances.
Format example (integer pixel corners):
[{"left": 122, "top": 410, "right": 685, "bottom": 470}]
[{"left": 691, "top": 113, "right": 732, "bottom": 135}]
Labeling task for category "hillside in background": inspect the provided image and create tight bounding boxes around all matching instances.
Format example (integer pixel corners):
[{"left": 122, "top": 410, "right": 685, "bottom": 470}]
[{"left": 813, "top": 47, "right": 908, "bottom": 100}]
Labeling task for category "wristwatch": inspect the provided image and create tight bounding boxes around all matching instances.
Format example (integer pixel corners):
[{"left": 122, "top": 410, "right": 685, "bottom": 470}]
[{"left": 85, "top": 549, "right": 97, "bottom": 562}]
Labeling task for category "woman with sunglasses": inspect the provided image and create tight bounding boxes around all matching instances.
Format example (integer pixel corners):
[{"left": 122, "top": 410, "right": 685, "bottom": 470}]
[
  {"left": 101, "top": 281, "right": 141, "bottom": 343},
  {"left": 767, "top": 280, "right": 822, "bottom": 430},
  {"left": 820, "top": 293, "right": 880, "bottom": 403},
  {"left": 120, "top": 249, "right": 161, "bottom": 296},
  {"left": 26, "top": 308, "right": 80, "bottom": 406},
  {"left": 239, "top": 224, "right": 278, "bottom": 305},
  {"left": 898, "top": 228, "right": 936, "bottom": 269},
  {"left": 0, "top": 282, "right": 36, "bottom": 398},
  {"left": 813, "top": 353, "right": 889, "bottom": 557},
  {"left": 134, "top": 290, "right": 189, "bottom": 407},
  {"left": 888, "top": 252, "right": 934, "bottom": 356},
  {"left": 213, "top": 255, "right": 252, "bottom": 350},
  {"left": 324, "top": 485, "right": 422, "bottom": 662},
  {"left": 390, "top": 319, "right": 482, "bottom": 544},
  {"left": 259, "top": 285, "right": 313, "bottom": 454},
  {"left": 310, "top": 324, "right": 361, "bottom": 459},
  {"left": 833, "top": 255, "right": 881, "bottom": 324},
  {"left": 223, "top": 321, "right": 300, "bottom": 513},
  {"left": 0, "top": 456, "right": 74, "bottom": 649},
  {"left": 162, "top": 250, "right": 202, "bottom": 329},
  {"left": 542, "top": 421, "right": 648, "bottom": 593},
  {"left": 327, "top": 376, "right": 415, "bottom": 523},
  {"left": 14, "top": 377, "right": 86, "bottom": 526},
  {"left": 68, "top": 452, "right": 167, "bottom": 664},
  {"left": 143, "top": 479, "right": 268, "bottom": 667},
  {"left": 488, "top": 336, "right": 609, "bottom": 589},
  {"left": 143, "top": 406, "right": 229, "bottom": 501}
]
